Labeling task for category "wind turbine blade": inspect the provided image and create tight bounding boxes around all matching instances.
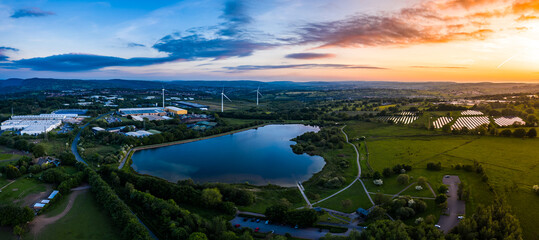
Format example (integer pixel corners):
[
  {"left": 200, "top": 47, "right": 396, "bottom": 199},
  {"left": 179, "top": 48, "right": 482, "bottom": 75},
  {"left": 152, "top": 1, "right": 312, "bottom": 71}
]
[{"left": 223, "top": 93, "right": 232, "bottom": 102}]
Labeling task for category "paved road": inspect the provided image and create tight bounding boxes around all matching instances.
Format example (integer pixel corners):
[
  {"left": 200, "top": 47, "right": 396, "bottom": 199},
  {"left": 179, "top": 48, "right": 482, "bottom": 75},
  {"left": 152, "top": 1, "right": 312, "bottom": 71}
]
[
  {"left": 437, "top": 175, "right": 466, "bottom": 233},
  {"left": 230, "top": 216, "right": 355, "bottom": 239},
  {"left": 309, "top": 126, "right": 374, "bottom": 206},
  {"left": 118, "top": 147, "right": 134, "bottom": 169},
  {"left": 71, "top": 112, "right": 112, "bottom": 164}
]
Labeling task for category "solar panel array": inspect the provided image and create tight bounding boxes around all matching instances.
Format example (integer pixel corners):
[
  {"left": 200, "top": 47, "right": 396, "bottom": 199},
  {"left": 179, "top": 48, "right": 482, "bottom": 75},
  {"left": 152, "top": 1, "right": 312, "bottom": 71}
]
[
  {"left": 451, "top": 116, "right": 490, "bottom": 130},
  {"left": 433, "top": 117, "right": 452, "bottom": 128},
  {"left": 377, "top": 116, "right": 419, "bottom": 124},
  {"left": 494, "top": 117, "right": 525, "bottom": 126},
  {"left": 461, "top": 110, "right": 483, "bottom": 115}
]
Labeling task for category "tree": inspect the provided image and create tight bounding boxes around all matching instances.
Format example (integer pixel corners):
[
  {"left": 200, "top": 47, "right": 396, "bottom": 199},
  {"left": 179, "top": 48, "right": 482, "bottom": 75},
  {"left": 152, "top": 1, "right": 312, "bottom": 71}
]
[
  {"left": 452, "top": 198, "right": 523, "bottom": 240},
  {"left": 189, "top": 232, "right": 208, "bottom": 240},
  {"left": 435, "top": 194, "right": 447, "bottom": 204},
  {"left": 265, "top": 204, "right": 289, "bottom": 223},
  {"left": 32, "top": 144, "right": 46, "bottom": 158},
  {"left": 438, "top": 185, "right": 448, "bottom": 194},
  {"left": 201, "top": 188, "right": 222, "bottom": 206},
  {"left": 527, "top": 128, "right": 537, "bottom": 138},
  {"left": 366, "top": 206, "right": 387, "bottom": 221},
  {"left": 500, "top": 129, "right": 512, "bottom": 137},
  {"left": 382, "top": 168, "right": 392, "bottom": 177},
  {"left": 513, "top": 128, "right": 527, "bottom": 138},
  {"left": 59, "top": 152, "right": 77, "bottom": 166},
  {"left": 13, "top": 224, "right": 24, "bottom": 236},
  {"left": 372, "top": 171, "right": 382, "bottom": 180},
  {"left": 417, "top": 176, "right": 427, "bottom": 187},
  {"left": 5, "top": 165, "right": 21, "bottom": 179},
  {"left": 397, "top": 174, "right": 410, "bottom": 185}
]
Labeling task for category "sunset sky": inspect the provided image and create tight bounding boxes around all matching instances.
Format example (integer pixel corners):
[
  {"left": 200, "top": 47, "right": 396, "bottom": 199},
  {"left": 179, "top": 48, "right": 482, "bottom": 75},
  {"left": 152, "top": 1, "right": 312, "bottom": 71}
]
[{"left": 0, "top": 0, "right": 538, "bottom": 82}]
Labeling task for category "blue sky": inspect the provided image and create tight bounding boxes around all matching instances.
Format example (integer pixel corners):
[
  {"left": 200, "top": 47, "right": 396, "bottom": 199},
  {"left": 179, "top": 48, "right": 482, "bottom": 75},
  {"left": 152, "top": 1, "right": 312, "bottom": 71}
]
[{"left": 0, "top": 0, "right": 538, "bottom": 82}]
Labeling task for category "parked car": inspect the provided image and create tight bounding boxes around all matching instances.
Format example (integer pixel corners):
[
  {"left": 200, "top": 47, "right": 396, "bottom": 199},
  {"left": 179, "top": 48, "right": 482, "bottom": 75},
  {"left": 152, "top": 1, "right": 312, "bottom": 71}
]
[
  {"left": 294, "top": 225, "right": 299, "bottom": 229},
  {"left": 243, "top": 218, "right": 248, "bottom": 222},
  {"left": 256, "top": 219, "right": 261, "bottom": 223},
  {"left": 234, "top": 224, "right": 241, "bottom": 228},
  {"left": 265, "top": 220, "right": 269, "bottom": 224},
  {"left": 250, "top": 218, "right": 255, "bottom": 222},
  {"left": 255, "top": 227, "right": 260, "bottom": 232},
  {"left": 435, "top": 224, "right": 441, "bottom": 229},
  {"left": 457, "top": 216, "right": 464, "bottom": 220}
]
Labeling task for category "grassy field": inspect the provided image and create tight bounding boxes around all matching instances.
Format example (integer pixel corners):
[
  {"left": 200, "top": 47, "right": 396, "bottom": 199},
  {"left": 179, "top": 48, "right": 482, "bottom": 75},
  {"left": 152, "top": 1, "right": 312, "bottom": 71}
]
[
  {"left": 25, "top": 191, "right": 120, "bottom": 240},
  {"left": 303, "top": 142, "right": 359, "bottom": 201},
  {"left": 344, "top": 121, "right": 538, "bottom": 239},
  {"left": 0, "top": 177, "right": 49, "bottom": 206},
  {"left": 238, "top": 186, "right": 305, "bottom": 213},
  {"left": 315, "top": 181, "right": 373, "bottom": 213}
]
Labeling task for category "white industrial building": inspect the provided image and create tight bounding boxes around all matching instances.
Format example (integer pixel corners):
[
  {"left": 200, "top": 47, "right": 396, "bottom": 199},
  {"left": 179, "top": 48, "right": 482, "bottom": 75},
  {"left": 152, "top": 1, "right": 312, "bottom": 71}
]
[{"left": 1, "top": 113, "right": 82, "bottom": 135}]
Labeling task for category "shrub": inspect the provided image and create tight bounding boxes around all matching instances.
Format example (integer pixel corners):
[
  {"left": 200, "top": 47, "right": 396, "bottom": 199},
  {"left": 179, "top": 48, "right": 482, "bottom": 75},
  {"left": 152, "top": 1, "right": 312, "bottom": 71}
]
[
  {"left": 499, "top": 129, "right": 512, "bottom": 137},
  {"left": 382, "top": 168, "right": 392, "bottom": 177},
  {"left": 435, "top": 194, "right": 447, "bottom": 204},
  {"left": 527, "top": 128, "right": 537, "bottom": 138},
  {"left": 417, "top": 176, "right": 427, "bottom": 187},
  {"left": 426, "top": 162, "right": 442, "bottom": 171},
  {"left": 372, "top": 171, "right": 382, "bottom": 179},
  {"left": 5, "top": 165, "right": 21, "bottom": 179},
  {"left": 397, "top": 174, "right": 410, "bottom": 185},
  {"left": 513, "top": 128, "right": 527, "bottom": 138}
]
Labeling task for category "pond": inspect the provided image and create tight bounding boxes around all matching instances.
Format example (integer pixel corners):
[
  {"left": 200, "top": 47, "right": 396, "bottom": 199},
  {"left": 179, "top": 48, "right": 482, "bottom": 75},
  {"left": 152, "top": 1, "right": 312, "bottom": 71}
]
[{"left": 130, "top": 124, "right": 325, "bottom": 186}]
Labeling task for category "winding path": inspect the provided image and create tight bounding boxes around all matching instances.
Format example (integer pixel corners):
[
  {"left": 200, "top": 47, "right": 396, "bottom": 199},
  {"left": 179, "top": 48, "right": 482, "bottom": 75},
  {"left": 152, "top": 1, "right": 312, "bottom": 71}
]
[{"left": 308, "top": 125, "right": 374, "bottom": 206}]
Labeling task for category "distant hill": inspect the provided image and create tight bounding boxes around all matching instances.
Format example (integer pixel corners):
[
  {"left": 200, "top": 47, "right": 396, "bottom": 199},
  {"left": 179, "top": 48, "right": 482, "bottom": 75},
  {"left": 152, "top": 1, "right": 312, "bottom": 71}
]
[{"left": 1, "top": 78, "right": 538, "bottom": 96}]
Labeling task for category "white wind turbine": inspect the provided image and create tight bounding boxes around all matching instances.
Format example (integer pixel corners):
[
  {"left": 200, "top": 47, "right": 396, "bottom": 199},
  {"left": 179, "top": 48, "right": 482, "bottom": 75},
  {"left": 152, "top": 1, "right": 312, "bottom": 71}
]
[
  {"left": 256, "top": 86, "right": 262, "bottom": 106},
  {"left": 221, "top": 88, "right": 231, "bottom": 112}
]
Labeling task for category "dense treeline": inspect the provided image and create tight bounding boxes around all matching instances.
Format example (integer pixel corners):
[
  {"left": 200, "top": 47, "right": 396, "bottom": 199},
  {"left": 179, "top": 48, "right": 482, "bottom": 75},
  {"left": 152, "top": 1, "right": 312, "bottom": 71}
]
[
  {"left": 264, "top": 204, "right": 319, "bottom": 227},
  {"left": 83, "top": 165, "right": 152, "bottom": 240},
  {"left": 291, "top": 127, "right": 346, "bottom": 153},
  {"left": 0, "top": 205, "right": 34, "bottom": 227},
  {"left": 122, "top": 184, "right": 252, "bottom": 240},
  {"left": 322, "top": 198, "right": 523, "bottom": 240},
  {"left": 100, "top": 167, "right": 252, "bottom": 214}
]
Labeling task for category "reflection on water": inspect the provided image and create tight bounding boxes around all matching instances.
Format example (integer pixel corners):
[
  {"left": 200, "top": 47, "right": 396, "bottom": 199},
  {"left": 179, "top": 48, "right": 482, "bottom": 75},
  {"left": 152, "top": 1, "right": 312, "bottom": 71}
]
[{"left": 131, "top": 124, "right": 325, "bottom": 187}]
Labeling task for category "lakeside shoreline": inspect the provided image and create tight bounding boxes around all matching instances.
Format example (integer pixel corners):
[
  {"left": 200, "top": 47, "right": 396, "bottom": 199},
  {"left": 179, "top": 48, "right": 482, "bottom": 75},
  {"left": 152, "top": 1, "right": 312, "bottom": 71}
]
[{"left": 119, "top": 123, "right": 272, "bottom": 170}]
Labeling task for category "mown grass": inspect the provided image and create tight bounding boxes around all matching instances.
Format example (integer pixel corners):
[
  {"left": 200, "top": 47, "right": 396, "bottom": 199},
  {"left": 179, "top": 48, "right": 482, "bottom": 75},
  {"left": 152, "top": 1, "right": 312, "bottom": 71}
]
[
  {"left": 238, "top": 186, "right": 305, "bottom": 213},
  {"left": 26, "top": 191, "right": 120, "bottom": 240},
  {"left": 0, "top": 177, "right": 48, "bottom": 205},
  {"left": 315, "top": 181, "right": 373, "bottom": 213},
  {"left": 303, "top": 140, "right": 359, "bottom": 201},
  {"left": 317, "top": 212, "right": 349, "bottom": 224},
  {"left": 344, "top": 121, "right": 536, "bottom": 239}
]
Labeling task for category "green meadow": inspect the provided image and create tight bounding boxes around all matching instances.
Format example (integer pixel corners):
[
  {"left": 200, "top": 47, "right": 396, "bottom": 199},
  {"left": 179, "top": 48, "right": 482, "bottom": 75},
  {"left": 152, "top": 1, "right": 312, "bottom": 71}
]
[{"left": 344, "top": 121, "right": 539, "bottom": 239}]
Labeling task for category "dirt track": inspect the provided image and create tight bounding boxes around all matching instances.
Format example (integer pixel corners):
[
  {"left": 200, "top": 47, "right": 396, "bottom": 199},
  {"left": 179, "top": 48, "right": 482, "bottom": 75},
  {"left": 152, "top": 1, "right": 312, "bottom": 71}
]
[{"left": 27, "top": 189, "right": 87, "bottom": 239}]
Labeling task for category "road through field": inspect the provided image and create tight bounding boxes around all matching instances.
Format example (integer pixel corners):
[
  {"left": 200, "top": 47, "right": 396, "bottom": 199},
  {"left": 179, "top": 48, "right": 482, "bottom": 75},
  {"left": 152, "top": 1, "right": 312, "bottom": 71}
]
[{"left": 310, "top": 125, "right": 374, "bottom": 206}]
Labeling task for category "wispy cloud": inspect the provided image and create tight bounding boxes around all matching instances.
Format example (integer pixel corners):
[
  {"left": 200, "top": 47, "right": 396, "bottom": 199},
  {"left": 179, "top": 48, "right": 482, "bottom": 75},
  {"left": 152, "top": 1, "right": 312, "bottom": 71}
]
[
  {"left": 0, "top": 47, "right": 19, "bottom": 61},
  {"left": 11, "top": 7, "right": 54, "bottom": 18},
  {"left": 285, "top": 53, "right": 335, "bottom": 60},
  {"left": 127, "top": 42, "right": 145, "bottom": 48},
  {"left": 218, "top": 0, "right": 252, "bottom": 37},
  {"left": 5, "top": 53, "right": 178, "bottom": 72},
  {"left": 153, "top": 34, "right": 273, "bottom": 60},
  {"left": 224, "top": 64, "right": 385, "bottom": 71}
]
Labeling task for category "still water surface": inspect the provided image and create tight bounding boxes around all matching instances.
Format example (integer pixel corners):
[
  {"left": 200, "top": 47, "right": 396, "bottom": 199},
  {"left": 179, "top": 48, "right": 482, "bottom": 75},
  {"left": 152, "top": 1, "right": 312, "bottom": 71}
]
[{"left": 131, "top": 124, "right": 325, "bottom": 186}]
